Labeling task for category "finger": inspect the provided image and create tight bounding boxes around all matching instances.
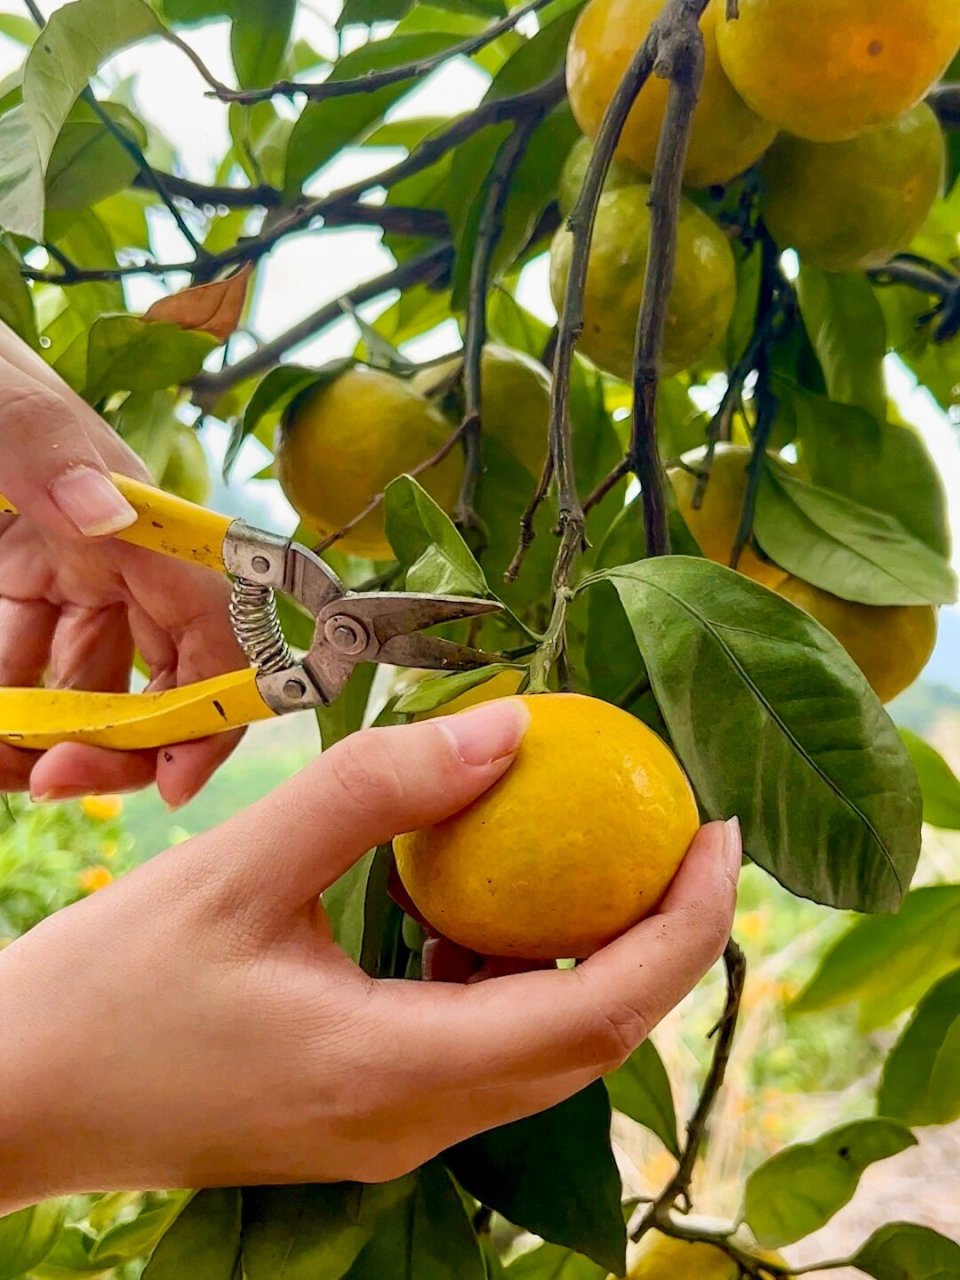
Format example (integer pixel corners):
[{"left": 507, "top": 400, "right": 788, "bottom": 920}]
[
  {"left": 0, "top": 744, "right": 41, "bottom": 791},
  {"left": 154, "top": 730, "right": 245, "bottom": 811},
  {"left": 389, "top": 819, "right": 741, "bottom": 1092},
  {"left": 0, "top": 598, "right": 59, "bottom": 686},
  {"left": 28, "top": 742, "right": 156, "bottom": 802},
  {"left": 47, "top": 604, "right": 133, "bottom": 692},
  {"left": 195, "top": 700, "right": 531, "bottom": 914},
  {"left": 0, "top": 356, "right": 138, "bottom": 540}
]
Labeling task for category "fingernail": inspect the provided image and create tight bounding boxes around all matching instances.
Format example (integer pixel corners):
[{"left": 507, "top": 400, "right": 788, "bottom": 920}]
[
  {"left": 49, "top": 468, "right": 137, "bottom": 537},
  {"left": 440, "top": 698, "right": 530, "bottom": 767},
  {"left": 723, "top": 816, "right": 742, "bottom": 875},
  {"left": 30, "top": 787, "right": 83, "bottom": 803}
]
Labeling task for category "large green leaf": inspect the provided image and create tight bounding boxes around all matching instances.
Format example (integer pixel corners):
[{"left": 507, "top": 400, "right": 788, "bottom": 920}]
[
  {"left": 604, "top": 1039, "right": 679, "bottom": 1158},
  {"left": 231, "top": 0, "right": 295, "bottom": 89},
  {"left": 243, "top": 1180, "right": 411, "bottom": 1280},
  {"left": 877, "top": 968, "right": 960, "bottom": 1126},
  {"left": 446, "top": 1083, "right": 625, "bottom": 1274},
  {"left": 792, "top": 885, "right": 960, "bottom": 1031},
  {"left": 142, "top": 1190, "right": 240, "bottom": 1279},
  {"left": 742, "top": 1119, "right": 915, "bottom": 1247},
  {"left": 796, "top": 267, "right": 888, "bottom": 422},
  {"left": 344, "top": 1165, "right": 484, "bottom": 1280},
  {"left": 316, "top": 663, "right": 376, "bottom": 753},
  {"left": 900, "top": 730, "right": 960, "bottom": 830},
  {"left": 384, "top": 474, "right": 489, "bottom": 597},
  {"left": 585, "top": 558, "right": 921, "bottom": 912},
  {"left": 44, "top": 101, "right": 145, "bottom": 211},
  {"left": 853, "top": 1223, "right": 960, "bottom": 1280},
  {"left": 0, "top": 241, "right": 38, "bottom": 347},
  {"left": 0, "top": 1201, "right": 65, "bottom": 1280},
  {"left": 324, "top": 846, "right": 378, "bottom": 963},
  {"left": 754, "top": 458, "right": 956, "bottom": 607},
  {"left": 505, "top": 1242, "right": 606, "bottom": 1280},
  {"left": 784, "top": 381, "right": 950, "bottom": 560},
  {"left": 0, "top": 0, "right": 166, "bottom": 238},
  {"left": 84, "top": 316, "right": 219, "bottom": 403},
  {"left": 89, "top": 1198, "right": 189, "bottom": 1267},
  {"left": 284, "top": 32, "right": 461, "bottom": 195}
]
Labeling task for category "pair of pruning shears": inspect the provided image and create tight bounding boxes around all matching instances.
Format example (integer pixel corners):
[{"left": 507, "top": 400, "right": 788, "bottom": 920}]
[{"left": 0, "top": 475, "right": 500, "bottom": 752}]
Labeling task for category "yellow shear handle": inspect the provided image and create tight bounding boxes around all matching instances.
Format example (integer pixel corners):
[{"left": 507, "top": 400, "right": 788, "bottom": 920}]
[
  {"left": 0, "top": 669, "right": 275, "bottom": 752},
  {"left": 0, "top": 474, "right": 233, "bottom": 573}
]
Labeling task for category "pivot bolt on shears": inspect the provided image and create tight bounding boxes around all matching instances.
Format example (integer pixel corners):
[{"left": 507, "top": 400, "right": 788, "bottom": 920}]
[{"left": 0, "top": 475, "right": 501, "bottom": 752}]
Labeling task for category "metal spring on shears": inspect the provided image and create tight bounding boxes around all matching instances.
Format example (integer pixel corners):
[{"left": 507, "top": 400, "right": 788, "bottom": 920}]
[{"left": 229, "top": 578, "right": 293, "bottom": 675}]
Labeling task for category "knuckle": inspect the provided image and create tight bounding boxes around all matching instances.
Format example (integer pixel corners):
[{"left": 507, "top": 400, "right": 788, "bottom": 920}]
[
  {"left": 592, "top": 999, "right": 652, "bottom": 1071},
  {"left": 325, "top": 729, "right": 406, "bottom": 821}
]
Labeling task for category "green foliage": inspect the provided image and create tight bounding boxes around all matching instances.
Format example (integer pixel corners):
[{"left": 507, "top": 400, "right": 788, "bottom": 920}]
[
  {"left": 0, "top": 1203, "right": 65, "bottom": 1280},
  {"left": 603, "top": 1040, "right": 679, "bottom": 1158},
  {"left": 742, "top": 1119, "right": 916, "bottom": 1247},
  {"left": 878, "top": 968, "right": 960, "bottom": 1126},
  {"left": 900, "top": 730, "right": 960, "bottom": 829},
  {"left": 853, "top": 1222, "right": 960, "bottom": 1280},
  {"left": 142, "top": 1192, "right": 239, "bottom": 1279}
]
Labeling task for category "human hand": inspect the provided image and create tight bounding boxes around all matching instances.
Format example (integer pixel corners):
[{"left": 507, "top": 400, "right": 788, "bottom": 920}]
[
  {"left": 0, "top": 700, "right": 740, "bottom": 1212},
  {"left": 0, "top": 321, "right": 245, "bottom": 807}
]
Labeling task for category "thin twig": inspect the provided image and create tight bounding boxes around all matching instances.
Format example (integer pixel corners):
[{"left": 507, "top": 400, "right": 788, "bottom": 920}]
[
  {"left": 191, "top": 243, "right": 453, "bottom": 407},
  {"left": 582, "top": 457, "right": 630, "bottom": 515},
  {"left": 630, "top": 0, "right": 711, "bottom": 558},
  {"left": 456, "top": 114, "right": 545, "bottom": 535},
  {"left": 869, "top": 255, "right": 960, "bottom": 343},
  {"left": 729, "top": 234, "right": 782, "bottom": 570},
  {"left": 216, "top": 0, "right": 555, "bottom": 103},
  {"left": 132, "top": 171, "right": 282, "bottom": 208},
  {"left": 312, "top": 420, "right": 469, "bottom": 555},
  {"left": 504, "top": 453, "right": 554, "bottom": 583}
]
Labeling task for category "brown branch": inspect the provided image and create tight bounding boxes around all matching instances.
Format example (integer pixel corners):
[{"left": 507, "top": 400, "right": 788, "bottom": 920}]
[
  {"left": 869, "top": 254, "right": 960, "bottom": 344},
  {"left": 191, "top": 243, "right": 453, "bottom": 406},
  {"left": 629, "top": 0, "right": 711, "bottom": 558},
  {"left": 504, "top": 453, "right": 554, "bottom": 584},
  {"left": 582, "top": 457, "right": 630, "bottom": 516},
  {"left": 631, "top": 940, "right": 746, "bottom": 1244},
  {"left": 215, "top": 0, "right": 556, "bottom": 104},
  {"left": 456, "top": 114, "right": 546, "bottom": 537},
  {"left": 132, "top": 171, "right": 283, "bottom": 208}
]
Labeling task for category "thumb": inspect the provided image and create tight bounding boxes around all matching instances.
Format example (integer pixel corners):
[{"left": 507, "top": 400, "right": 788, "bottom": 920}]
[
  {"left": 204, "top": 699, "right": 531, "bottom": 913},
  {"left": 0, "top": 353, "right": 137, "bottom": 539}
]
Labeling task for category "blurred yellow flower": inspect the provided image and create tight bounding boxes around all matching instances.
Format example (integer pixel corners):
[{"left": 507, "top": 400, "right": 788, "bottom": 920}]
[
  {"left": 79, "top": 866, "right": 113, "bottom": 893},
  {"left": 81, "top": 795, "right": 124, "bottom": 822}
]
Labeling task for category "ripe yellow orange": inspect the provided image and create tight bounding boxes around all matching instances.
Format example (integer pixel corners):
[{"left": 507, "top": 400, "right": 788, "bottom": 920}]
[
  {"left": 776, "top": 577, "right": 938, "bottom": 704},
  {"left": 669, "top": 444, "right": 788, "bottom": 591},
  {"left": 549, "top": 187, "right": 736, "bottom": 381},
  {"left": 557, "top": 135, "right": 640, "bottom": 217},
  {"left": 80, "top": 794, "right": 124, "bottom": 822},
  {"left": 276, "top": 365, "right": 462, "bottom": 560},
  {"left": 412, "top": 344, "right": 550, "bottom": 480},
  {"left": 716, "top": 0, "right": 960, "bottom": 142},
  {"left": 394, "top": 693, "right": 699, "bottom": 960},
  {"left": 618, "top": 1225, "right": 783, "bottom": 1279},
  {"left": 761, "top": 104, "right": 945, "bottom": 273},
  {"left": 567, "top": 0, "right": 777, "bottom": 188}
]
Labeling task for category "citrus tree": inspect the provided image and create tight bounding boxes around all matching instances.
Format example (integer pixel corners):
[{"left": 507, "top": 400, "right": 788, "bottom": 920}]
[{"left": 1, "top": 0, "right": 960, "bottom": 1276}]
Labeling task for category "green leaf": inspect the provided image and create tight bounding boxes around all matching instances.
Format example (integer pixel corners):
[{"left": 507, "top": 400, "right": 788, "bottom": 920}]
[
  {"left": 142, "top": 1191, "right": 240, "bottom": 1279},
  {"left": 243, "top": 1180, "right": 412, "bottom": 1280},
  {"left": 85, "top": 316, "right": 219, "bottom": 403},
  {"left": 792, "top": 885, "right": 960, "bottom": 1031},
  {"left": 742, "top": 1119, "right": 915, "bottom": 1247},
  {"left": 0, "top": 14, "right": 38, "bottom": 44},
  {"left": 587, "top": 557, "right": 921, "bottom": 912},
  {"left": 505, "top": 1242, "right": 606, "bottom": 1280},
  {"left": 324, "top": 847, "right": 377, "bottom": 963},
  {"left": 853, "top": 1223, "right": 960, "bottom": 1280},
  {"left": 604, "top": 1039, "right": 679, "bottom": 1158},
  {"left": 446, "top": 1083, "right": 625, "bottom": 1274},
  {"left": 345, "top": 1165, "right": 485, "bottom": 1280},
  {"left": 878, "top": 968, "right": 960, "bottom": 1127},
  {"left": 384, "top": 474, "right": 489, "bottom": 597},
  {"left": 901, "top": 730, "right": 960, "bottom": 829},
  {"left": 796, "top": 267, "right": 888, "bottom": 422},
  {"left": 0, "top": 1201, "right": 65, "bottom": 1280},
  {"left": 284, "top": 33, "right": 461, "bottom": 195},
  {"left": 876, "top": 280, "right": 960, "bottom": 415},
  {"left": 0, "top": 0, "right": 167, "bottom": 238},
  {"left": 111, "top": 388, "right": 181, "bottom": 479},
  {"left": 231, "top": 0, "right": 295, "bottom": 89},
  {"left": 754, "top": 457, "right": 957, "bottom": 607},
  {"left": 785, "top": 381, "right": 951, "bottom": 560},
  {"left": 44, "top": 101, "right": 145, "bottom": 211},
  {"left": 394, "top": 664, "right": 521, "bottom": 715},
  {"left": 316, "top": 663, "right": 376, "bottom": 752},
  {"left": 89, "top": 1198, "right": 189, "bottom": 1266},
  {"left": 0, "top": 241, "right": 38, "bottom": 347}
]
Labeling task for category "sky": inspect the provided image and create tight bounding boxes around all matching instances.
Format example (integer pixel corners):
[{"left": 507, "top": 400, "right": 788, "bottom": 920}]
[{"left": 2, "top": 0, "right": 960, "bottom": 684}]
